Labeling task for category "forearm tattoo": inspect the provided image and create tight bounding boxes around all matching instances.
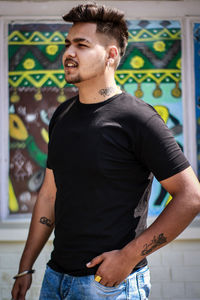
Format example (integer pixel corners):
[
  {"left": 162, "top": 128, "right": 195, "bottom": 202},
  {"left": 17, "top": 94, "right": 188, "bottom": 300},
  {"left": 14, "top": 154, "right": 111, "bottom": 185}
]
[
  {"left": 141, "top": 233, "right": 167, "bottom": 256},
  {"left": 99, "top": 87, "right": 116, "bottom": 97},
  {"left": 39, "top": 216, "right": 53, "bottom": 227}
]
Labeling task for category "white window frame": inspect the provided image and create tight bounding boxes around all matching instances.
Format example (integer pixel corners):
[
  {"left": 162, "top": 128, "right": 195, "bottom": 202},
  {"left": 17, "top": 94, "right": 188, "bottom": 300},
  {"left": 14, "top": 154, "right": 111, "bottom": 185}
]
[
  {"left": 0, "top": 17, "right": 9, "bottom": 221},
  {"left": 0, "top": 16, "right": 61, "bottom": 221},
  {"left": 0, "top": 15, "right": 199, "bottom": 232},
  {"left": 181, "top": 16, "right": 200, "bottom": 175}
]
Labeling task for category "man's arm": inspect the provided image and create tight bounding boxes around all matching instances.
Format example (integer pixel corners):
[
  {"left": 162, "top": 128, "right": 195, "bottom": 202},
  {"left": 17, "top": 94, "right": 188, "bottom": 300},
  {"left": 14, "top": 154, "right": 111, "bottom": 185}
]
[
  {"left": 87, "top": 166, "right": 200, "bottom": 286},
  {"left": 11, "top": 168, "right": 56, "bottom": 300}
]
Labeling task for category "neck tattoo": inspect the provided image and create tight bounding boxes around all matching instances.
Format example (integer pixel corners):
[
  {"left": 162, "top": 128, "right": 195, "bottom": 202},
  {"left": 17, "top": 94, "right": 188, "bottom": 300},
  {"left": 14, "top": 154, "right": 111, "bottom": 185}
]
[{"left": 98, "top": 87, "right": 116, "bottom": 97}]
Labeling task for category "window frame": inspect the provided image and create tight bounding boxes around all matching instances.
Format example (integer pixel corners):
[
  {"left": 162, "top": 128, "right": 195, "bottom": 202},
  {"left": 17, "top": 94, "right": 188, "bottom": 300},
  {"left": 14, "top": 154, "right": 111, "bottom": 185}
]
[
  {"left": 181, "top": 17, "right": 200, "bottom": 175},
  {"left": 0, "top": 16, "right": 61, "bottom": 221},
  {"left": 0, "top": 15, "right": 199, "bottom": 225}
]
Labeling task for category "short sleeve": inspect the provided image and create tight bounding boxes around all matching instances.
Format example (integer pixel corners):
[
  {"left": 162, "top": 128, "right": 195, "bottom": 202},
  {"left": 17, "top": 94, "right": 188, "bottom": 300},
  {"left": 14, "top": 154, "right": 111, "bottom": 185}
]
[{"left": 138, "top": 113, "right": 190, "bottom": 181}]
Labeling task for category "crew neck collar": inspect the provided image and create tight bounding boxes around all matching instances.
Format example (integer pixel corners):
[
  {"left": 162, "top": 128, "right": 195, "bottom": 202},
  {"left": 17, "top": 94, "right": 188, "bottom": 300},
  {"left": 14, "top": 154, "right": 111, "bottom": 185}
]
[{"left": 77, "top": 92, "right": 123, "bottom": 108}]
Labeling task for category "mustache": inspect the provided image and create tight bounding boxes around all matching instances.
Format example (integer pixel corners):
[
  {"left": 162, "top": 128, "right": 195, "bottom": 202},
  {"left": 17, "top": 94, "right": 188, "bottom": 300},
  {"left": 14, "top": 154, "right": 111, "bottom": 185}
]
[{"left": 64, "top": 59, "right": 79, "bottom": 67}]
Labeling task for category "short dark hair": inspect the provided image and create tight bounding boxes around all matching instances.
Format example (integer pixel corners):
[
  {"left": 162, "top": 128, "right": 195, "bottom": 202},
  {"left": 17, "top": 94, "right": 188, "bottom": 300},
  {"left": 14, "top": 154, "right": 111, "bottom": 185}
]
[{"left": 63, "top": 3, "right": 128, "bottom": 57}]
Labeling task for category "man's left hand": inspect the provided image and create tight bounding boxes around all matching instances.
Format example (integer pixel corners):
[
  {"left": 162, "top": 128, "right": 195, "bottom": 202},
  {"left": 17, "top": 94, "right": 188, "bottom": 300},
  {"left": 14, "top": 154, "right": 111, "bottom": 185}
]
[{"left": 86, "top": 249, "right": 135, "bottom": 287}]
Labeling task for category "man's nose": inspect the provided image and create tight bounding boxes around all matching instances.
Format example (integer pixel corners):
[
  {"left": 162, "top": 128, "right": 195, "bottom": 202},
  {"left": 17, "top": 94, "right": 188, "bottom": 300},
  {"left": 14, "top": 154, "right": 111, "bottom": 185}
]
[{"left": 64, "top": 45, "right": 76, "bottom": 57}]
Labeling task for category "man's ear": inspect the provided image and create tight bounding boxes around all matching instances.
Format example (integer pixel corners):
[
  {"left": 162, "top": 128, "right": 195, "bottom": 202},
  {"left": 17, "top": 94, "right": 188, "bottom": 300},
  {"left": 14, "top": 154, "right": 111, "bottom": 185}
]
[{"left": 107, "top": 46, "right": 119, "bottom": 67}]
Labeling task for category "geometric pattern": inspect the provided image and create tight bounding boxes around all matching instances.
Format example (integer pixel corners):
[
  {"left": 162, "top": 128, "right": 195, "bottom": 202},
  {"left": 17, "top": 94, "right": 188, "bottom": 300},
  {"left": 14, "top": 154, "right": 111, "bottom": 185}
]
[
  {"left": 118, "top": 20, "right": 181, "bottom": 98},
  {"left": 9, "top": 21, "right": 181, "bottom": 89}
]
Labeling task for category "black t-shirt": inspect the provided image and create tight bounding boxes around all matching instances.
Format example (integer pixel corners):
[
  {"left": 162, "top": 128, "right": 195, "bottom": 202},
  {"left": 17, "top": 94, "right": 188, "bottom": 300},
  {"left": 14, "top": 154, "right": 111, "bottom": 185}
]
[{"left": 47, "top": 92, "right": 190, "bottom": 276}]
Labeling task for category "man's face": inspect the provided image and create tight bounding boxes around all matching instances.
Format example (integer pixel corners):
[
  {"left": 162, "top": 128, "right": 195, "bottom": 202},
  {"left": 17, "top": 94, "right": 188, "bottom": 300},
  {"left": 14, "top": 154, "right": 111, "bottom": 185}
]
[{"left": 62, "top": 22, "right": 107, "bottom": 85}]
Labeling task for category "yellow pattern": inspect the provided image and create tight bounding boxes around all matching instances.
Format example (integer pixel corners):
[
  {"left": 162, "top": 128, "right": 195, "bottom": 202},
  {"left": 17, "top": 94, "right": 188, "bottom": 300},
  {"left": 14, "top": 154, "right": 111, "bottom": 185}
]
[
  {"left": 128, "top": 28, "right": 180, "bottom": 42},
  {"left": 9, "top": 30, "right": 66, "bottom": 45},
  {"left": 176, "top": 58, "right": 181, "bottom": 69},
  {"left": 153, "top": 84, "right": 162, "bottom": 98},
  {"left": 115, "top": 69, "right": 181, "bottom": 85},
  {"left": 154, "top": 105, "right": 169, "bottom": 123},
  {"left": 165, "top": 194, "right": 173, "bottom": 206},
  {"left": 135, "top": 83, "right": 143, "bottom": 98},
  {"left": 8, "top": 28, "right": 181, "bottom": 89},
  {"left": 46, "top": 44, "right": 59, "bottom": 55},
  {"left": 8, "top": 28, "right": 180, "bottom": 45},
  {"left": 130, "top": 56, "right": 145, "bottom": 69},
  {"left": 9, "top": 70, "right": 66, "bottom": 88},
  {"left": 153, "top": 41, "right": 166, "bottom": 52},
  {"left": 57, "top": 88, "right": 67, "bottom": 103},
  {"left": 9, "top": 69, "right": 181, "bottom": 88},
  {"left": 10, "top": 89, "right": 20, "bottom": 103},
  {"left": 34, "top": 88, "right": 43, "bottom": 101},
  {"left": 23, "top": 58, "right": 35, "bottom": 70},
  {"left": 9, "top": 178, "right": 19, "bottom": 212},
  {"left": 9, "top": 114, "right": 28, "bottom": 141},
  {"left": 41, "top": 128, "right": 49, "bottom": 144}
]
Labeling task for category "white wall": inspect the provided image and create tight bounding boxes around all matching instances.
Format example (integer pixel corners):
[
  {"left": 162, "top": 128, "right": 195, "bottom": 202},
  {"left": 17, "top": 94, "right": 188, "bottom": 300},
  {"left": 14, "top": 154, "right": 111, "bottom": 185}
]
[
  {"left": 1, "top": 235, "right": 200, "bottom": 300},
  {"left": 0, "top": 1, "right": 200, "bottom": 300},
  {"left": 0, "top": 0, "right": 200, "bottom": 19}
]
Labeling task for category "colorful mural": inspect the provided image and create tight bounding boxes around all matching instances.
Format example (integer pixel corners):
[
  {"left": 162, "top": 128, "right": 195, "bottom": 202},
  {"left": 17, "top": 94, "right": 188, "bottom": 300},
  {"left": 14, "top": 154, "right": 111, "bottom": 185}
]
[
  {"left": 8, "top": 20, "right": 183, "bottom": 216},
  {"left": 8, "top": 23, "right": 78, "bottom": 214},
  {"left": 117, "top": 20, "right": 183, "bottom": 216},
  {"left": 194, "top": 23, "right": 200, "bottom": 179}
]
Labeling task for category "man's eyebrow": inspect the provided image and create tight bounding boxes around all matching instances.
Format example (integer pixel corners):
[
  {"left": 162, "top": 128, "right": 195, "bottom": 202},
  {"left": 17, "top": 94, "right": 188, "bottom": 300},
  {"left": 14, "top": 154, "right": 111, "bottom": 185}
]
[{"left": 65, "top": 37, "right": 91, "bottom": 44}]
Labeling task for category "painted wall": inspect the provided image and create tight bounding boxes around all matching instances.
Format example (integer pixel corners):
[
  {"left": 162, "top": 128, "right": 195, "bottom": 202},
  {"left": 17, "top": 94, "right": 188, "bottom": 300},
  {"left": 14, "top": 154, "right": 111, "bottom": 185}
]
[
  {"left": 8, "top": 20, "right": 183, "bottom": 216},
  {"left": 8, "top": 22, "right": 77, "bottom": 214}
]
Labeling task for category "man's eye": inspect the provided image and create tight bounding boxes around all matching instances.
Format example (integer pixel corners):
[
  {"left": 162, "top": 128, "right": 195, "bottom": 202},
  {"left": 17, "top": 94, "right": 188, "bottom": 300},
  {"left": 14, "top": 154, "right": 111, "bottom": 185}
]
[
  {"left": 65, "top": 44, "right": 70, "bottom": 48},
  {"left": 78, "top": 44, "right": 87, "bottom": 48}
]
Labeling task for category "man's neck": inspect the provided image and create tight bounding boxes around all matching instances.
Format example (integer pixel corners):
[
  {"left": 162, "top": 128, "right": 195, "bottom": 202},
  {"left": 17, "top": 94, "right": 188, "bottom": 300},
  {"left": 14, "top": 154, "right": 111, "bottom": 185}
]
[{"left": 76, "top": 77, "right": 121, "bottom": 104}]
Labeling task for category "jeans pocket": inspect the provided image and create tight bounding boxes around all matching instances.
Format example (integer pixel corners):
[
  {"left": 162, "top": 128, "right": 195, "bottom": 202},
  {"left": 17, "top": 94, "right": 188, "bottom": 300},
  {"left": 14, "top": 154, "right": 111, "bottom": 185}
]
[
  {"left": 92, "top": 276, "right": 126, "bottom": 294},
  {"left": 136, "top": 267, "right": 151, "bottom": 300}
]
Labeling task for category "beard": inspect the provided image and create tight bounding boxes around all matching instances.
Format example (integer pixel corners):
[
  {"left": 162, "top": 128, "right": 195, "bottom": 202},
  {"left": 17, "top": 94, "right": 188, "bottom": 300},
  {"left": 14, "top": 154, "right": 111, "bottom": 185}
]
[
  {"left": 64, "top": 62, "right": 105, "bottom": 85},
  {"left": 64, "top": 72, "right": 82, "bottom": 84}
]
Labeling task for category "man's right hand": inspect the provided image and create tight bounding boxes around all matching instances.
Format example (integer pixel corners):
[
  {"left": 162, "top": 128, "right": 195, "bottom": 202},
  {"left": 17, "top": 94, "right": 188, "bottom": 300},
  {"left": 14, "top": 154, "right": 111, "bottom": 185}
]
[
  {"left": 11, "top": 275, "right": 32, "bottom": 300},
  {"left": 11, "top": 169, "right": 56, "bottom": 300}
]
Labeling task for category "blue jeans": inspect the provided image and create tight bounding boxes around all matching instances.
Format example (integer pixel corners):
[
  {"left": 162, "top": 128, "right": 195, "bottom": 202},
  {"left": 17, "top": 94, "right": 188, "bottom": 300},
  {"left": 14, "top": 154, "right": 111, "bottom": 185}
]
[{"left": 39, "top": 265, "right": 151, "bottom": 299}]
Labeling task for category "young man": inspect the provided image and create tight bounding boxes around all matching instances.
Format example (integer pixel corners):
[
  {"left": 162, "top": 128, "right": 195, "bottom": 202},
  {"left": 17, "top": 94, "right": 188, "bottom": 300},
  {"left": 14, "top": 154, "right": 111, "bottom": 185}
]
[{"left": 11, "top": 3, "right": 200, "bottom": 300}]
